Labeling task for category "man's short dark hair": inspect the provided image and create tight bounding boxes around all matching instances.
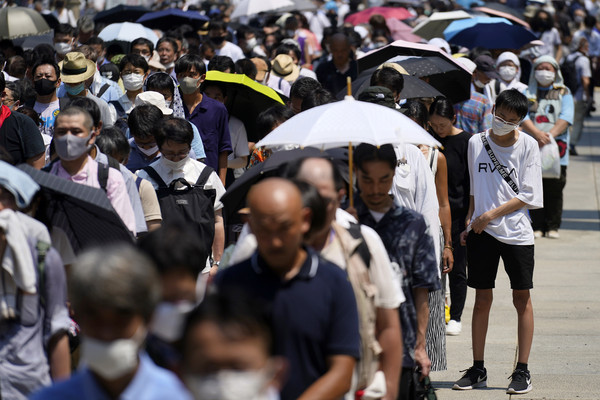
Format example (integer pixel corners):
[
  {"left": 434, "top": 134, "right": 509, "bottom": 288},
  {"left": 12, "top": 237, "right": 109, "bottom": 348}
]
[
  {"left": 208, "top": 20, "right": 227, "bottom": 33},
  {"left": 131, "top": 37, "right": 154, "bottom": 54},
  {"left": 96, "top": 126, "right": 129, "bottom": 161},
  {"left": 128, "top": 104, "right": 163, "bottom": 140},
  {"left": 32, "top": 59, "right": 60, "bottom": 79},
  {"left": 354, "top": 143, "right": 397, "bottom": 172},
  {"left": 119, "top": 54, "right": 149, "bottom": 73},
  {"left": 5, "top": 81, "right": 23, "bottom": 105},
  {"left": 256, "top": 104, "right": 295, "bottom": 139},
  {"left": 156, "top": 37, "right": 179, "bottom": 53},
  {"left": 155, "top": 116, "right": 194, "bottom": 148},
  {"left": 86, "top": 36, "right": 105, "bottom": 48},
  {"left": 495, "top": 89, "right": 529, "bottom": 120},
  {"left": 69, "top": 97, "right": 101, "bottom": 128},
  {"left": 56, "top": 106, "right": 93, "bottom": 130},
  {"left": 234, "top": 58, "right": 257, "bottom": 79},
  {"left": 207, "top": 55, "right": 235, "bottom": 72},
  {"left": 54, "top": 23, "right": 74, "bottom": 37},
  {"left": 275, "top": 42, "right": 301, "bottom": 61},
  {"left": 290, "top": 77, "right": 322, "bottom": 100},
  {"left": 138, "top": 221, "right": 210, "bottom": 278},
  {"left": 174, "top": 54, "right": 206, "bottom": 76},
  {"left": 370, "top": 67, "right": 404, "bottom": 97},
  {"left": 32, "top": 44, "right": 56, "bottom": 62},
  {"left": 145, "top": 72, "right": 175, "bottom": 97},
  {"left": 301, "top": 88, "right": 333, "bottom": 111}
]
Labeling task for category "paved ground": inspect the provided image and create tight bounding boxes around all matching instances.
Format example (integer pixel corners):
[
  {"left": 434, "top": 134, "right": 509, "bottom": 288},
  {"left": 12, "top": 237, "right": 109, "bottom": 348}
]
[{"left": 430, "top": 104, "right": 600, "bottom": 399}]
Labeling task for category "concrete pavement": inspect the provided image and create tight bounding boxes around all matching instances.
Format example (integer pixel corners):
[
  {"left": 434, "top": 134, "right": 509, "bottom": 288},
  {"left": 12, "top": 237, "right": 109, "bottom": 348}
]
[{"left": 430, "top": 103, "right": 600, "bottom": 399}]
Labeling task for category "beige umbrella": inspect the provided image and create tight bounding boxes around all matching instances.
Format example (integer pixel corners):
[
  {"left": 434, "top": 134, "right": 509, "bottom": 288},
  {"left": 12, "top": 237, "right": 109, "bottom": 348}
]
[{"left": 0, "top": 7, "right": 51, "bottom": 40}]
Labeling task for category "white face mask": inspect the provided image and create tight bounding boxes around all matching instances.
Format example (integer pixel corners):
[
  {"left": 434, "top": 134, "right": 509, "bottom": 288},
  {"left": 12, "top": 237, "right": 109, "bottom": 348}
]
[
  {"left": 143, "top": 55, "right": 151, "bottom": 62},
  {"left": 246, "top": 37, "right": 258, "bottom": 50},
  {"left": 535, "top": 70, "right": 556, "bottom": 87},
  {"left": 473, "top": 79, "right": 486, "bottom": 89},
  {"left": 79, "top": 329, "right": 145, "bottom": 380},
  {"left": 185, "top": 369, "right": 271, "bottom": 400},
  {"left": 54, "top": 41, "right": 72, "bottom": 55},
  {"left": 161, "top": 155, "right": 189, "bottom": 171},
  {"left": 492, "top": 114, "right": 519, "bottom": 136},
  {"left": 149, "top": 301, "right": 195, "bottom": 343},
  {"left": 498, "top": 65, "right": 517, "bottom": 82},
  {"left": 122, "top": 73, "right": 145, "bottom": 91},
  {"left": 138, "top": 144, "right": 159, "bottom": 157}
]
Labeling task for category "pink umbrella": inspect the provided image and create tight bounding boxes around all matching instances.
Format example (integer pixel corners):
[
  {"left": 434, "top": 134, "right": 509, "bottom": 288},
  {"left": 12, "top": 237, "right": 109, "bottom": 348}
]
[
  {"left": 345, "top": 6, "right": 413, "bottom": 25},
  {"left": 386, "top": 18, "right": 423, "bottom": 42}
]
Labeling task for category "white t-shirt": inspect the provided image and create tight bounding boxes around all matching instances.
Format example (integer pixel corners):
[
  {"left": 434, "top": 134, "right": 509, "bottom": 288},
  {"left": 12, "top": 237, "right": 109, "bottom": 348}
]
[
  {"left": 136, "top": 157, "right": 226, "bottom": 211},
  {"left": 468, "top": 130, "right": 543, "bottom": 245},
  {"left": 227, "top": 116, "right": 250, "bottom": 178},
  {"left": 34, "top": 99, "right": 60, "bottom": 137},
  {"left": 215, "top": 41, "right": 245, "bottom": 62}
]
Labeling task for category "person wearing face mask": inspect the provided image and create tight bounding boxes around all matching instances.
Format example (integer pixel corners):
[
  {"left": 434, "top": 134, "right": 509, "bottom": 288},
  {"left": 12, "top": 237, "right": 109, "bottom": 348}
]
[
  {"left": 520, "top": 56, "right": 574, "bottom": 239},
  {"left": 135, "top": 117, "right": 226, "bottom": 279},
  {"left": 453, "top": 89, "right": 542, "bottom": 395},
  {"left": 208, "top": 21, "right": 245, "bottom": 62},
  {"left": 493, "top": 52, "right": 528, "bottom": 102},
  {"left": 126, "top": 104, "right": 165, "bottom": 174},
  {"left": 31, "top": 61, "right": 61, "bottom": 138},
  {"left": 181, "top": 292, "right": 287, "bottom": 400},
  {"left": 52, "top": 24, "right": 75, "bottom": 62},
  {"left": 571, "top": 15, "right": 600, "bottom": 106},
  {"left": 138, "top": 222, "right": 211, "bottom": 372},
  {"left": 453, "top": 56, "right": 494, "bottom": 135},
  {"left": 31, "top": 244, "right": 193, "bottom": 400},
  {"left": 2, "top": 81, "right": 22, "bottom": 111},
  {"left": 522, "top": 10, "right": 563, "bottom": 62},
  {"left": 131, "top": 37, "right": 155, "bottom": 64},
  {"left": 47, "top": 106, "right": 136, "bottom": 234},
  {"left": 118, "top": 54, "right": 150, "bottom": 114}
]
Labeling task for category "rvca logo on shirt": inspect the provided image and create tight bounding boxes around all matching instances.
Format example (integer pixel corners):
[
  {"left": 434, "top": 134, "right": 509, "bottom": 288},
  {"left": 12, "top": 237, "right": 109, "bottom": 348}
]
[{"left": 478, "top": 162, "right": 516, "bottom": 177}]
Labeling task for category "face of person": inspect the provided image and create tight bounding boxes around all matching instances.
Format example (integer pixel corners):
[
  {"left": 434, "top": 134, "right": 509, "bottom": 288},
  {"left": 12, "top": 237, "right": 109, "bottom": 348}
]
[
  {"left": 121, "top": 62, "right": 147, "bottom": 79},
  {"left": 428, "top": 113, "right": 455, "bottom": 137},
  {"left": 133, "top": 135, "right": 157, "bottom": 151},
  {"left": 157, "top": 42, "right": 176, "bottom": 65},
  {"left": 249, "top": 195, "right": 309, "bottom": 270},
  {"left": 131, "top": 44, "right": 152, "bottom": 59},
  {"left": 203, "top": 85, "right": 225, "bottom": 104},
  {"left": 176, "top": 66, "right": 203, "bottom": 82},
  {"left": 499, "top": 60, "right": 517, "bottom": 69},
  {"left": 90, "top": 44, "right": 104, "bottom": 60},
  {"left": 54, "top": 114, "right": 95, "bottom": 144},
  {"left": 160, "top": 139, "right": 190, "bottom": 162},
  {"left": 494, "top": 105, "right": 522, "bottom": 126},
  {"left": 330, "top": 39, "right": 350, "bottom": 66},
  {"left": 209, "top": 28, "right": 226, "bottom": 42},
  {"left": 1, "top": 88, "right": 18, "bottom": 110},
  {"left": 78, "top": 306, "right": 145, "bottom": 342},
  {"left": 473, "top": 69, "right": 491, "bottom": 85},
  {"left": 161, "top": 269, "right": 197, "bottom": 303},
  {"left": 54, "top": 33, "right": 73, "bottom": 45},
  {"left": 356, "top": 161, "right": 395, "bottom": 213},
  {"left": 288, "top": 50, "right": 300, "bottom": 66}
]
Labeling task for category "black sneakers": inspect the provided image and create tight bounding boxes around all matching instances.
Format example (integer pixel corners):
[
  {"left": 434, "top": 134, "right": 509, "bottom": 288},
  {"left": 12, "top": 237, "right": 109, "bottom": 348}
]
[
  {"left": 452, "top": 366, "right": 487, "bottom": 390},
  {"left": 507, "top": 368, "right": 532, "bottom": 394}
]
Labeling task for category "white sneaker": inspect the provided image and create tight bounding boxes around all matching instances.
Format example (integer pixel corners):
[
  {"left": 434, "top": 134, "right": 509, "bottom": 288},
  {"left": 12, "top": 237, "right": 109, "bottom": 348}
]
[
  {"left": 547, "top": 230, "right": 560, "bottom": 239},
  {"left": 534, "top": 230, "right": 543, "bottom": 238},
  {"left": 446, "top": 320, "right": 462, "bottom": 336}
]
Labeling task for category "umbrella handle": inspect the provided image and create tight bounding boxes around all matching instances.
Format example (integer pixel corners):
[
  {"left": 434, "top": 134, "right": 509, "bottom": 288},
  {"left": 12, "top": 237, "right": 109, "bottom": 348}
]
[{"left": 349, "top": 142, "right": 353, "bottom": 209}]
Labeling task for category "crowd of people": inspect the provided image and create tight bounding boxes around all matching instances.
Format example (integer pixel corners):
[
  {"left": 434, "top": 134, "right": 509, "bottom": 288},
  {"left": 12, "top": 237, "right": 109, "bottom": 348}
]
[{"left": 0, "top": 0, "right": 595, "bottom": 398}]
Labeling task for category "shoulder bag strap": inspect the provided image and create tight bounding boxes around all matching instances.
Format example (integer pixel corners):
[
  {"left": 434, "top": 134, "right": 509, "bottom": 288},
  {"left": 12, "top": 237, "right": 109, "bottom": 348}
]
[
  {"left": 142, "top": 166, "right": 169, "bottom": 188},
  {"left": 195, "top": 165, "right": 215, "bottom": 187},
  {"left": 480, "top": 132, "right": 519, "bottom": 195}
]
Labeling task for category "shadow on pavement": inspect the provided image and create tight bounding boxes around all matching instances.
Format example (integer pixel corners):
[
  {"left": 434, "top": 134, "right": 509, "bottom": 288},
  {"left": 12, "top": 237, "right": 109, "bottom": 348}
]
[{"left": 561, "top": 209, "right": 600, "bottom": 231}]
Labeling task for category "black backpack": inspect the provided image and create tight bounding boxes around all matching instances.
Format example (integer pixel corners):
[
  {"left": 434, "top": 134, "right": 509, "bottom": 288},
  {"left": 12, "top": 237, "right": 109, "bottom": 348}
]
[
  {"left": 143, "top": 166, "right": 216, "bottom": 248},
  {"left": 560, "top": 55, "right": 582, "bottom": 94}
]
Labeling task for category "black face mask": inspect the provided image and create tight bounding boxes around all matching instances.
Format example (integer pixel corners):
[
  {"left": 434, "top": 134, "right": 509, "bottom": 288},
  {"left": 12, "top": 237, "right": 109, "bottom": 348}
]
[
  {"left": 34, "top": 78, "right": 58, "bottom": 96},
  {"left": 210, "top": 36, "right": 225, "bottom": 45}
]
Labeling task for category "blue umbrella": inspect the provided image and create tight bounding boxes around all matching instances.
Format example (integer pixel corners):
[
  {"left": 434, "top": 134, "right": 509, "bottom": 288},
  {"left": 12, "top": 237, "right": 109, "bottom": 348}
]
[
  {"left": 455, "top": 0, "right": 484, "bottom": 8},
  {"left": 447, "top": 22, "right": 537, "bottom": 49},
  {"left": 444, "top": 16, "right": 512, "bottom": 41},
  {"left": 136, "top": 9, "right": 209, "bottom": 31}
]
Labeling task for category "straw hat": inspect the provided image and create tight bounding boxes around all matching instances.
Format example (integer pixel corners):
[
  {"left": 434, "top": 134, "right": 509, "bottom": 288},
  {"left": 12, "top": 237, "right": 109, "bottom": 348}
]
[
  {"left": 147, "top": 50, "right": 166, "bottom": 72},
  {"left": 59, "top": 52, "right": 96, "bottom": 83},
  {"left": 271, "top": 54, "right": 300, "bottom": 83}
]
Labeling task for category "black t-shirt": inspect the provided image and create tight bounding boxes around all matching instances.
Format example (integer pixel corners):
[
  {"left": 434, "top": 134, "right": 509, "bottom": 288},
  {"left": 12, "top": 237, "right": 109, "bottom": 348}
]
[
  {"left": 316, "top": 59, "right": 358, "bottom": 96},
  {"left": 434, "top": 130, "right": 471, "bottom": 215},
  {"left": 0, "top": 110, "right": 45, "bottom": 164}
]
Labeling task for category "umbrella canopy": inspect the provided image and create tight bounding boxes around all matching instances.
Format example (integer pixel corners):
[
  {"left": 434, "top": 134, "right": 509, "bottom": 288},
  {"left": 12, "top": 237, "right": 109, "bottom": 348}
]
[
  {"left": 472, "top": 6, "right": 529, "bottom": 28},
  {"left": 255, "top": 96, "right": 441, "bottom": 150},
  {"left": 345, "top": 7, "right": 413, "bottom": 25},
  {"left": 136, "top": 9, "right": 209, "bottom": 31},
  {"left": 230, "top": 0, "right": 294, "bottom": 19},
  {"left": 336, "top": 66, "right": 443, "bottom": 100},
  {"left": 277, "top": 0, "right": 318, "bottom": 12},
  {"left": 17, "top": 164, "right": 134, "bottom": 254},
  {"left": 412, "top": 10, "right": 472, "bottom": 40},
  {"left": 221, "top": 147, "right": 325, "bottom": 218},
  {"left": 447, "top": 22, "right": 537, "bottom": 49},
  {"left": 456, "top": 0, "right": 484, "bottom": 8},
  {"left": 95, "top": 5, "right": 150, "bottom": 25},
  {"left": 203, "top": 71, "right": 285, "bottom": 143},
  {"left": 444, "top": 16, "right": 512, "bottom": 41},
  {"left": 0, "top": 7, "right": 51, "bottom": 40},
  {"left": 98, "top": 22, "right": 159, "bottom": 46},
  {"left": 387, "top": 18, "right": 423, "bottom": 42}
]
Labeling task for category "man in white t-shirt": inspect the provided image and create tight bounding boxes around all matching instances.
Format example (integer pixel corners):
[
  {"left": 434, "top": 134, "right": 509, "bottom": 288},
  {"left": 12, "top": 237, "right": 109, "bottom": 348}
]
[
  {"left": 136, "top": 117, "right": 226, "bottom": 278},
  {"left": 208, "top": 21, "right": 245, "bottom": 62},
  {"left": 566, "top": 37, "right": 592, "bottom": 153},
  {"left": 32, "top": 60, "right": 62, "bottom": 137},
  {"left": 453, "top": 89, "right": 543, "bottom": 395}
]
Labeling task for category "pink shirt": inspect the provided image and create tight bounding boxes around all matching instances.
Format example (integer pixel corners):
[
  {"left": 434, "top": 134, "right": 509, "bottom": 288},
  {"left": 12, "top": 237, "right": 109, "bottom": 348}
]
[{"left": 51, "top": 156, "right": 137, "bottom": 234}]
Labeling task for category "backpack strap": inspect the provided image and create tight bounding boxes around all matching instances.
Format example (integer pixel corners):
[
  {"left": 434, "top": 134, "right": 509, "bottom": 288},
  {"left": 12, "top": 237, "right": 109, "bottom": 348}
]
[
  {"left": 195, "top": 166, "right": 215, "bottom": 187},
  {"left": 135, "top": 176, "right": 143, "bottom": 190},
  {"left": 347, "top": 222, "right": 371, "bottom": 269},
  {"left": 106, "top": 155, "right": 120, "bottom": 170},
  {"left": 36, "top": 241, "right": 51, "bottom": 307},
  {"left": 97, "top": 163, "right": 109, "bottom": 192},
  {"left": 143, "top": 166, "right": 169, "bottom": 188},
  {"left": 97, "top": 83, "right": 110, "bottom": 98}
]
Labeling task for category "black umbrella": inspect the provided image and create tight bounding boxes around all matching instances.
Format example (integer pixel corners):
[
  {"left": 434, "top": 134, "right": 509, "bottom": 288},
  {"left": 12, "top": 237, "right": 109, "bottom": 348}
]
[
  {"left": 397, "top": 56, "right": 472, "bottom": 104},
  {"left": 94, "top": 5, "right": 150, "bottom": 25},
  {"left": 336, "top": 65, "right": 444, "bottom": 101},
  {"left": 17, "top": 164, "right": 134, "bottom": 254},
  {"left": 221, "top": 147, "right": 327, "bottom": 219},
  {"left": 136, "top": 9, "right": 209, "bottom": 31}
]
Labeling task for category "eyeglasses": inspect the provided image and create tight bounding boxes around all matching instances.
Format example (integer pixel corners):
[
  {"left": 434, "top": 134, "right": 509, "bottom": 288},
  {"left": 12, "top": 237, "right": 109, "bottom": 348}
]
[{"left": 494, "top": 114, "right": 521, "bottom": 126}]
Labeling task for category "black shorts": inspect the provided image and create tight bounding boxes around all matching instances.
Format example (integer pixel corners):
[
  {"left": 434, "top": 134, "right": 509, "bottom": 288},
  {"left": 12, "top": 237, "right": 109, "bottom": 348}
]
[{"left": 466, "top": 231, "right": 534, "bottom": 290}]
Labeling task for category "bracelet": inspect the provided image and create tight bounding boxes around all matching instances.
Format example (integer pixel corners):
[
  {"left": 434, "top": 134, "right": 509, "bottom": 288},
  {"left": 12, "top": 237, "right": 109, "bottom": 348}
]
[
  {"left": 444, "top": 245, "right": 454, "bottom": 252},
  {"left": 212, "top": 260, "right": 220, "bottom": 267}
]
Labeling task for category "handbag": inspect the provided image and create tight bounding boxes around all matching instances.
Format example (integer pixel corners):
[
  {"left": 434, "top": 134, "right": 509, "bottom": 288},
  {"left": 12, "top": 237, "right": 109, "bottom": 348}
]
[
  {"left": 413, "top": 368, "right": 437, "bottom": 400},
  {"left": 480, "top": 132, "right": 519, "bottom": 195},
  {"left": 540, "top": 135, "right": 561, "bottom": 179}
]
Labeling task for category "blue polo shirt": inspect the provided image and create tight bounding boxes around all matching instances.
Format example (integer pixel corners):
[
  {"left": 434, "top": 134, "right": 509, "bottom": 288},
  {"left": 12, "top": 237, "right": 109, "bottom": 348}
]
[
  {"left": 214, "top": 247, "right": 360, "bottom": 400},
  {"left": 183, "top": 93, "right": 232, "bottom": 171}
]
